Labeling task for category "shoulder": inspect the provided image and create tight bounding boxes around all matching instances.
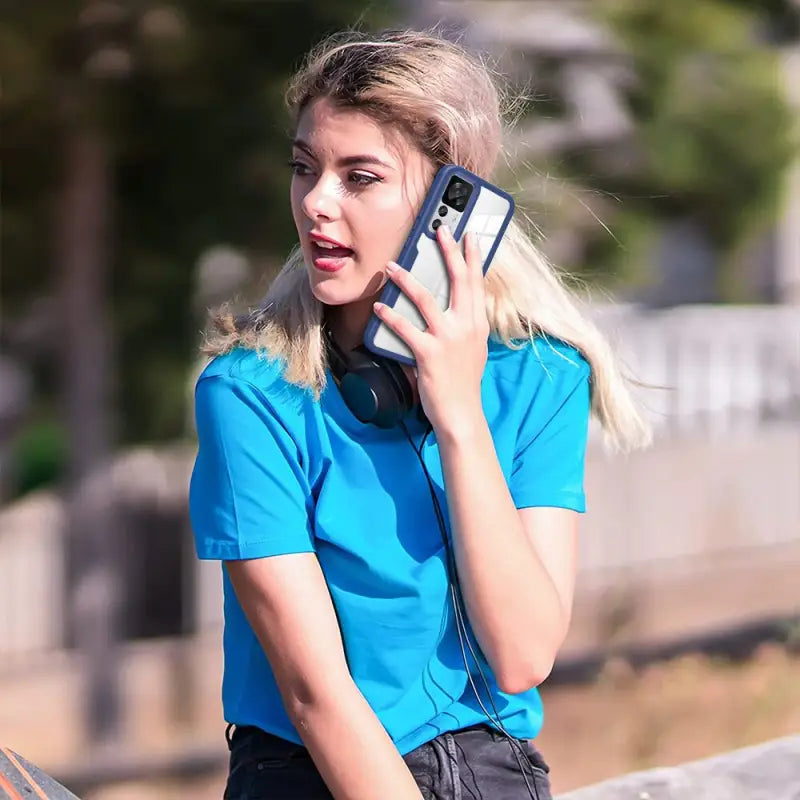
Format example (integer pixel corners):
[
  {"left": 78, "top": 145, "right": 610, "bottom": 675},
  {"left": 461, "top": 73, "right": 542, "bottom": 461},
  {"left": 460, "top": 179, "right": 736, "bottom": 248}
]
[
  {"left": 484, "top": 334, "right": 591, "bottom": 437},
  {"left": 485, "top": 337, "right": 591, "bottom": 468},
  {"left": 198, "top": 346, "right": 283, "bottom": 387},
  {"left": 194, "top": 346, "right": 311, "bottom": 424},
  {"left": 486, "top": 334, "right": 590, "bottom": 388}
]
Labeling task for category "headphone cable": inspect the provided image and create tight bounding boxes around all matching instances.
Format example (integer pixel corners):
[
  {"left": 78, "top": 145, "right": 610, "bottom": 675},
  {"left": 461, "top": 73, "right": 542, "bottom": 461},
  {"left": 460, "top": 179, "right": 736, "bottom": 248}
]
[{"left": 399, "top": 420, "right": 541, "bottom": 800}]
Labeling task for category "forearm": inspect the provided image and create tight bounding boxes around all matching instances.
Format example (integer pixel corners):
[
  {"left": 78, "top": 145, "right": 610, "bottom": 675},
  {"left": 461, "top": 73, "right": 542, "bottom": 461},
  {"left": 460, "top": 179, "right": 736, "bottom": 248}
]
[
  {"left": 438, "top": 420, "right": 569, "bottom": 693},
  {"left": 288, "top": 681, "right": 423, "bottom": 800},
  {"left": 226, "top": 557, "right": 423, "bottom": 800}
]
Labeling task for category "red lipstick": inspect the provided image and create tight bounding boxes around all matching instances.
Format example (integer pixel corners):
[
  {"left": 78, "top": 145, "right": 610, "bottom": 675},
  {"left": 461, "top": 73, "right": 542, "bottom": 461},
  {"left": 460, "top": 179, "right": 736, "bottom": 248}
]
[{"left": 308, "top": 231, "right": 355, "bottom": 272}]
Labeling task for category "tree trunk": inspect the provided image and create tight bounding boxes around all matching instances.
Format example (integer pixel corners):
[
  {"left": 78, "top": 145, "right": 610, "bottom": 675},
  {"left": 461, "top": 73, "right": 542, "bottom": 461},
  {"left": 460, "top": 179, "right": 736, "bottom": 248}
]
[{"left": 55, "top": 86, "right": 121, "bottom": 746}]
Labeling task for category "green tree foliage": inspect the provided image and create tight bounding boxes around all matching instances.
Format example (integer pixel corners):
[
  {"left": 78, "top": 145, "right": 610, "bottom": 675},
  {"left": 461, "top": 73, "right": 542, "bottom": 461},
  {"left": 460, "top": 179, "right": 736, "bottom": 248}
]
[
  {"left": 1, "top": 1, "right": 395, "bottom": 456},
  {"left": 583, "top": 0, "right": 798, "bottom": 291}
]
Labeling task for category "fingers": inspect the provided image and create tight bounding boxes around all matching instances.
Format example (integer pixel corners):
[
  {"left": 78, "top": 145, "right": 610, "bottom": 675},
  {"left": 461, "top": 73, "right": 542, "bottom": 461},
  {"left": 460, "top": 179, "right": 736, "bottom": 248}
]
[
  {"left": 437, "top": 224, "right": 467, "bottom": 311},
  {"left": 463, "top": 231, "right": 487, "bottom": 323},
  {"left": 437, "top": 226, "right": 485, "bottom": 314},
  {"left": 383, "top": 262, "right": 442, "bottom": 329},
  {"left": 372, "top": 299, "right": 426, "bottom": 354},
  {"left": 375, "top": 228, "right": 488, "bottom": 357},
  {"left": 463, "top": 231, "right": 482, "bottom": 278}
]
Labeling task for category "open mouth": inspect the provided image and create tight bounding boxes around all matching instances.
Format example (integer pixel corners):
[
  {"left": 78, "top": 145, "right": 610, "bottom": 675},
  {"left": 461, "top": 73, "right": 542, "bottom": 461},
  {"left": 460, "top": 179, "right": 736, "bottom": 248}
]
[{"left": 310, "top": 240, "right": 355, "bottom": 271}]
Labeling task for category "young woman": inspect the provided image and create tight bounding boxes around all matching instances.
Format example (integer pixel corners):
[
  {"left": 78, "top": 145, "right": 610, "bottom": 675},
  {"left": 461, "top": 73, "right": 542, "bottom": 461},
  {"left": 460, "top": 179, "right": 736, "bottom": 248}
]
[{"left": 190, "top": 28, "right": 650, "bottom": 800}]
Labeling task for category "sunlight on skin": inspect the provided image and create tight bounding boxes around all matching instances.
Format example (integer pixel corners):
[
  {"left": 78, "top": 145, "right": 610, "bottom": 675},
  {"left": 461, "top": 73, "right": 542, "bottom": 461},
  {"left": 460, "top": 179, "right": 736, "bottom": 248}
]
[{"left": 289, "top": 97, "right": 434, "bottom": 353}]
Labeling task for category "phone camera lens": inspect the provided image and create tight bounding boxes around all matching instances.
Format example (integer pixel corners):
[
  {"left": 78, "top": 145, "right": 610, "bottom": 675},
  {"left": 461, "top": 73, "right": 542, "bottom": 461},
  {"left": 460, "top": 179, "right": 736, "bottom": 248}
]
[
  {"left": 447, "top": 183, "right": 468, "bottom": 202},
  {"left": 438, "top": 205, "right": 448, "bottom": 217},
  {"left": 443, "top": 177, "right": 473, "bottom": 213},
  {"left": 431, "top": 219, "right": 442, "bottom": 230}
]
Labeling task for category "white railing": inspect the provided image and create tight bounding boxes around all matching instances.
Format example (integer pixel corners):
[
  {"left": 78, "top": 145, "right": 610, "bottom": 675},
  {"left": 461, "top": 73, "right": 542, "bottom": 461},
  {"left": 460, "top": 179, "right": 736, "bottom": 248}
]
[{"left": 591, "top": 303, "right": 800, "bottom": 438}]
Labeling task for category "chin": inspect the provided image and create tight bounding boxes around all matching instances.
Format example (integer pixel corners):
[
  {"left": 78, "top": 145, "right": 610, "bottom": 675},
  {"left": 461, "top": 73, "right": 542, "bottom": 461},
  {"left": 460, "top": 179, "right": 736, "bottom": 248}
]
[
  {"left": 307, "top": 273, "right": 349, "bottom": 303},
  {"left": 307, "top": 267, "right": 386, "bottom": 308},
  {"left": 308, "top": 278, "right": 367, "bottom": 308}
]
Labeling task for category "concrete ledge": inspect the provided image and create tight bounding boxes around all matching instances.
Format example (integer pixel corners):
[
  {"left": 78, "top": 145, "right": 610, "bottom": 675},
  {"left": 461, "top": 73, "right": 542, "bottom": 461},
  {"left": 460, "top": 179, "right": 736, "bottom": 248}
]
[{"left": 557, "top": 735, "right": 800, "bottom": 800}]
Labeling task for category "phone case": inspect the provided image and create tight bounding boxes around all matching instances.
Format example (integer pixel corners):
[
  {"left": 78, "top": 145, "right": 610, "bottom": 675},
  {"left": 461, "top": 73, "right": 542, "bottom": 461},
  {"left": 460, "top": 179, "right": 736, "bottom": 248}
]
[{"left": 363, "top": 165, "right": 515, "bottom": 366}]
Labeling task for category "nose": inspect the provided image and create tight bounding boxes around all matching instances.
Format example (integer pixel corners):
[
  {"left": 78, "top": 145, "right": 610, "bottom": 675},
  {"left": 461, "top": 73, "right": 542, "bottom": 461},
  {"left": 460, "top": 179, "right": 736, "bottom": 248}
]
[{"left": 301, "top": 173, "right": 341, "bottom": 221}]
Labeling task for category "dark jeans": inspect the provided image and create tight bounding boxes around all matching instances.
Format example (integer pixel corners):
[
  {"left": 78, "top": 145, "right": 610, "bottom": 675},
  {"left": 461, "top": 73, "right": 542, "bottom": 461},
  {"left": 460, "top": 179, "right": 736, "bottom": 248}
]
[{"left": 224, "top": 722, "right": 552, "bottom": 800}]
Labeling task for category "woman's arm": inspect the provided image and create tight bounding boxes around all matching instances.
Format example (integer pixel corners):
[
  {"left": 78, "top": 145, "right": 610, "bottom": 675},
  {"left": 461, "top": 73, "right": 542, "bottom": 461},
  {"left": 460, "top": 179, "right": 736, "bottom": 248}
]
[
  {"left": 436, "top": 424, "right": 578, "bottom": 694},
  {"left": 371, "top": 229, "right": 586, "bottom": 696},
  {"left": 226, "top": 553, "right": 424, "bottom": 800}
]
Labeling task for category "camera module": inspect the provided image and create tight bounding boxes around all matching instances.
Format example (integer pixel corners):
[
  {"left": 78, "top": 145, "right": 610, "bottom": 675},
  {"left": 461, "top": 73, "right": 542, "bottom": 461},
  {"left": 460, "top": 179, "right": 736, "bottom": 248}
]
[{"left": 442, "top": 176, "right": 474, "bottom": 213}]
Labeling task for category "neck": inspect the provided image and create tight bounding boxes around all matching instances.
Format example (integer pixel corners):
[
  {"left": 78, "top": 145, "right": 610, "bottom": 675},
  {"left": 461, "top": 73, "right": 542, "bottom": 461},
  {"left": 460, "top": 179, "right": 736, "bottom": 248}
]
[
  {"left": 324, "top": 297, "right": 376, "bottom": 352},
  {"left": 324, "top": 297, "right": 420, "bottom": 406}
]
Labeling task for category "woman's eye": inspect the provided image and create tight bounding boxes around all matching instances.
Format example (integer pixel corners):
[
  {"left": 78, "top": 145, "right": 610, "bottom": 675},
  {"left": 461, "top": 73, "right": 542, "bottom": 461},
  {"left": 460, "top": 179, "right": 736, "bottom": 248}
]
[
  {"left": 288, "top": 160, "right": 313, "bottom": 176},
  {"left": 349, "top": 171, "right": 382, "bottom": 187},
  {"left": 287, "top": 161, "right": 381, "bottom": 187}
]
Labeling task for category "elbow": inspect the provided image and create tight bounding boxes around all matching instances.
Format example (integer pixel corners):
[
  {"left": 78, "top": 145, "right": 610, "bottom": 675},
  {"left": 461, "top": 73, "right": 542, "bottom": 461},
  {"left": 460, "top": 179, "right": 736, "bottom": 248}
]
[
  {"left": 282, "top": 671, "right": 356, "bottom": 723},
  {"left": 496, "top": 654, "right": 556, "bottom": 696},
  {"left": 496, "top": 615, "right": 571, "bottom": 694},
  {"left": 285, "top": 688, "right": 337, "bottom": 733}
]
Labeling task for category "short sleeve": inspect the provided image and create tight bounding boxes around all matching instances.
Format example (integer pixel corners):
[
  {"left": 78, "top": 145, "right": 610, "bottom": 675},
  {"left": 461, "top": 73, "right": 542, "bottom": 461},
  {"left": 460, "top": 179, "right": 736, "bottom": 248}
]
[
  {"left": 509, "top": 359, "right": 591, "bottom": 513},
  {"left": 189, "top": 373, "right": 316, "bottom": 560}
]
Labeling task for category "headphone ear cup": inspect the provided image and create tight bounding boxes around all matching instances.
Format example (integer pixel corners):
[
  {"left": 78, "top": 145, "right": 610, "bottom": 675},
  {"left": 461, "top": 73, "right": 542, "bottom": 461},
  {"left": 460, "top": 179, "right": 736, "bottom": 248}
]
[{"left": 339, "top": 348, "right": 414, "bottom": 429}]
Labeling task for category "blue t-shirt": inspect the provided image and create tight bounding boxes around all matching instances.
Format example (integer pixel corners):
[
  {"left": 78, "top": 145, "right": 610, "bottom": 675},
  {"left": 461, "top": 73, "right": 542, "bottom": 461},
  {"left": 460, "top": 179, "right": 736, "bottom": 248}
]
[{"left": 189, "top": 335, "right": 590, "bottom": 755}]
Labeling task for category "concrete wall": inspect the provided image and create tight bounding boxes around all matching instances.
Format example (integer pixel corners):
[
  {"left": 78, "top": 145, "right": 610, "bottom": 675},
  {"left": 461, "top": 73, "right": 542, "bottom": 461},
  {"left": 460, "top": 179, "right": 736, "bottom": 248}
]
[
  {"left": 562, "top": 422, "right": 800, "bottom": 658},
  {"left": 2, "top": 424, "right": 797, "bottom": 664}
]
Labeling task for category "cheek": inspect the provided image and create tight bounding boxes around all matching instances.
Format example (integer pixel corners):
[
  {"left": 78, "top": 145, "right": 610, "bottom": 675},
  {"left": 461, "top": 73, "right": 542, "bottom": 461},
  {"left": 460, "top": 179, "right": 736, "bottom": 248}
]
[
  {"left": 360, "top": 195, "right": 418, "bottom": 251},
  {"left": 290, "top": 184, "right": 304, "bottom": 228}
]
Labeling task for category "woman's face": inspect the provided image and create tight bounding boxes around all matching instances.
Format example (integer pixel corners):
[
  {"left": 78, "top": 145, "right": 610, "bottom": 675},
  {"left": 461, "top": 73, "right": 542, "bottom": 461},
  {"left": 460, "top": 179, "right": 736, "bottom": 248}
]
[{"left": 290, "top": 97, "right": 432, "bottom": 313}]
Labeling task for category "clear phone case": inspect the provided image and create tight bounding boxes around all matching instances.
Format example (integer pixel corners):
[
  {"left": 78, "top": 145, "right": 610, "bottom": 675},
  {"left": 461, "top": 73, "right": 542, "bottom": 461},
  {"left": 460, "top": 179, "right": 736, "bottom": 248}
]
[{"left": 364, "top": 166, "right": 515, "bottom": 365}]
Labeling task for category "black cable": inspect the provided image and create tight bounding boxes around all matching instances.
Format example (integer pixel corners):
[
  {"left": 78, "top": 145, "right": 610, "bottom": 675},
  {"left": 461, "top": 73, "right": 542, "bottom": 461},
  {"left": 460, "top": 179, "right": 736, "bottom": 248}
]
[
  {"left": 399, "top": 420, "right": 541, "bottom": 800},
  {"left": 424, "top": 476, "right": 540, "bottom": 800}
]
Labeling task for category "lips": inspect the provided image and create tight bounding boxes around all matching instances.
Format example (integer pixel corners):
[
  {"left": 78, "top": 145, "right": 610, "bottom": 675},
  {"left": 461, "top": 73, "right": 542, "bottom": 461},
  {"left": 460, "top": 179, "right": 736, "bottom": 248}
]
[{"left": 309, "top": 234, "right": 355, "bottom": 272}]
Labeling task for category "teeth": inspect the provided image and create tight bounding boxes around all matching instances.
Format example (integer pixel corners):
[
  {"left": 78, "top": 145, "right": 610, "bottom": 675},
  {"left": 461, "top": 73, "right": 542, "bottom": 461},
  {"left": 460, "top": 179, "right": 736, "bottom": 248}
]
[{"left": 316, "top": 241, "right": 339, "bottom": 249}]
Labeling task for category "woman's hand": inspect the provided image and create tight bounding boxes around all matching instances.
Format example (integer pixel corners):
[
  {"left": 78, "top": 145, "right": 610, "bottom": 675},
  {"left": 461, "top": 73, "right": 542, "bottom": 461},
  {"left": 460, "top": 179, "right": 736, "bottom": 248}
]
[{"left": 373, "top": 225, "right": 489, "bottom": 439}]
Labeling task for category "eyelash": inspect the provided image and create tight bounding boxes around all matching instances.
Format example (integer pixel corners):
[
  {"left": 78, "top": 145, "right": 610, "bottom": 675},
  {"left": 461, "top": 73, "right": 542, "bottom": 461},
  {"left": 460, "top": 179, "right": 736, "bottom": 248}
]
[{"left": 287, "top": 160, "right": 383, "bottom": 188}]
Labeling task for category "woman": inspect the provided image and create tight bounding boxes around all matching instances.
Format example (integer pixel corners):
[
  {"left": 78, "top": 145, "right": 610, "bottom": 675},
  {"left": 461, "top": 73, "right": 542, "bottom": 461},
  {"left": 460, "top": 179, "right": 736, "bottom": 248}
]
[{"left": 190, "top": 28, "right": 650, "bottom": 800}]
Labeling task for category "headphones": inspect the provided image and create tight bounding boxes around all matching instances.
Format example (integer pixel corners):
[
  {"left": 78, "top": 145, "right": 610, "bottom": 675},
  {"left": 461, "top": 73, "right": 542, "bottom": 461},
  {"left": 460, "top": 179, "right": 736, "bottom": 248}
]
[{"left": 323, "top": 323, "right": 415, "bottom": 429}]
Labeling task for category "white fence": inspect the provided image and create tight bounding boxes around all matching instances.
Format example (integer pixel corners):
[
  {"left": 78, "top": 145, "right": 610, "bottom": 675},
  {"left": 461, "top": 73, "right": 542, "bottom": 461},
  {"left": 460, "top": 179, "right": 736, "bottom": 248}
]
[{"left": 590, "top": 303, "right": 800, "bottom": 438}]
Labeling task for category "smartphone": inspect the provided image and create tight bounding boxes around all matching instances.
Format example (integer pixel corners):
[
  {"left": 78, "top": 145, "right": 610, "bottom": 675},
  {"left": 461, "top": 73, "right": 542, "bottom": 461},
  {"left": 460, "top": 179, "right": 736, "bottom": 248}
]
[{"left": 363, "top": 164, "right": 515, "bottom": 365}]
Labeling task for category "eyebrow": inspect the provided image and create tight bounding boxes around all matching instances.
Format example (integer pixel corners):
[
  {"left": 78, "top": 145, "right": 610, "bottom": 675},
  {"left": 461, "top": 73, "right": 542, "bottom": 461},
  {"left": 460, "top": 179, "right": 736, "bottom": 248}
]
[{"left": 292, "top": 138, "right": 395, "bottom": 170}]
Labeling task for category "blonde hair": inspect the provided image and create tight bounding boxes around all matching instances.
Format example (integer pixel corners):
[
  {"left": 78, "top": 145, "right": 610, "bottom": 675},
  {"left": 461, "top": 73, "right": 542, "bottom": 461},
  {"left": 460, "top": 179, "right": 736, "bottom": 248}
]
[{"left": 203, "top": 29, "right": 651, "bottom": 452}]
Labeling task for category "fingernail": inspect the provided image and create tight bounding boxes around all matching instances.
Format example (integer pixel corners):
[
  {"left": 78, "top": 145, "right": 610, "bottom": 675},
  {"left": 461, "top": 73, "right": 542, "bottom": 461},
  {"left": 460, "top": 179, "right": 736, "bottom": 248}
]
[
  {"left": 373, "top": 301, "right": 384, "bottom": 312},
  {"left": 441, "top": 225, "right": 452, "bottom": 239},
  {"left": 386, "top": 262, "right": 398, "bottom": 273}
]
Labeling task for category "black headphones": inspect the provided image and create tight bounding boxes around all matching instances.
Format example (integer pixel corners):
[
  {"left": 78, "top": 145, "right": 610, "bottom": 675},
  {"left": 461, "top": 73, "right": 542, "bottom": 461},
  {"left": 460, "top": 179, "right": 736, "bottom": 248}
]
[{"left": 323, "top": 324, "right": 415, "bottom": 429}]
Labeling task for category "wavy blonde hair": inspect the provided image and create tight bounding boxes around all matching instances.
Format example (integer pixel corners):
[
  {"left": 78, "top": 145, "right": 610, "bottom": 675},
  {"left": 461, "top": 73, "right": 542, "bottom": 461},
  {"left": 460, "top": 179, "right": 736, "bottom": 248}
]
[{"left": 203, "top": 28, "right": 651, "bottom": 452}]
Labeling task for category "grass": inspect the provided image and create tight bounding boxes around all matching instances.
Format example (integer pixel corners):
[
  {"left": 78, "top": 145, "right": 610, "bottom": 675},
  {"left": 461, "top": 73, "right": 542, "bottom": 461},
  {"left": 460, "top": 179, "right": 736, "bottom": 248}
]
[{"left": 537, "top": 642, "right": 800, "bottom": 793}]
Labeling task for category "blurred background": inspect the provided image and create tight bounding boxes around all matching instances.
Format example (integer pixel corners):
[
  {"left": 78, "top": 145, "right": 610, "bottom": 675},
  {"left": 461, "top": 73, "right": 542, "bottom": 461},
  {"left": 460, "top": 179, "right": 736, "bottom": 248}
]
[{"left": 1, "top": 1, "right": 799, "bottom": 797}]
